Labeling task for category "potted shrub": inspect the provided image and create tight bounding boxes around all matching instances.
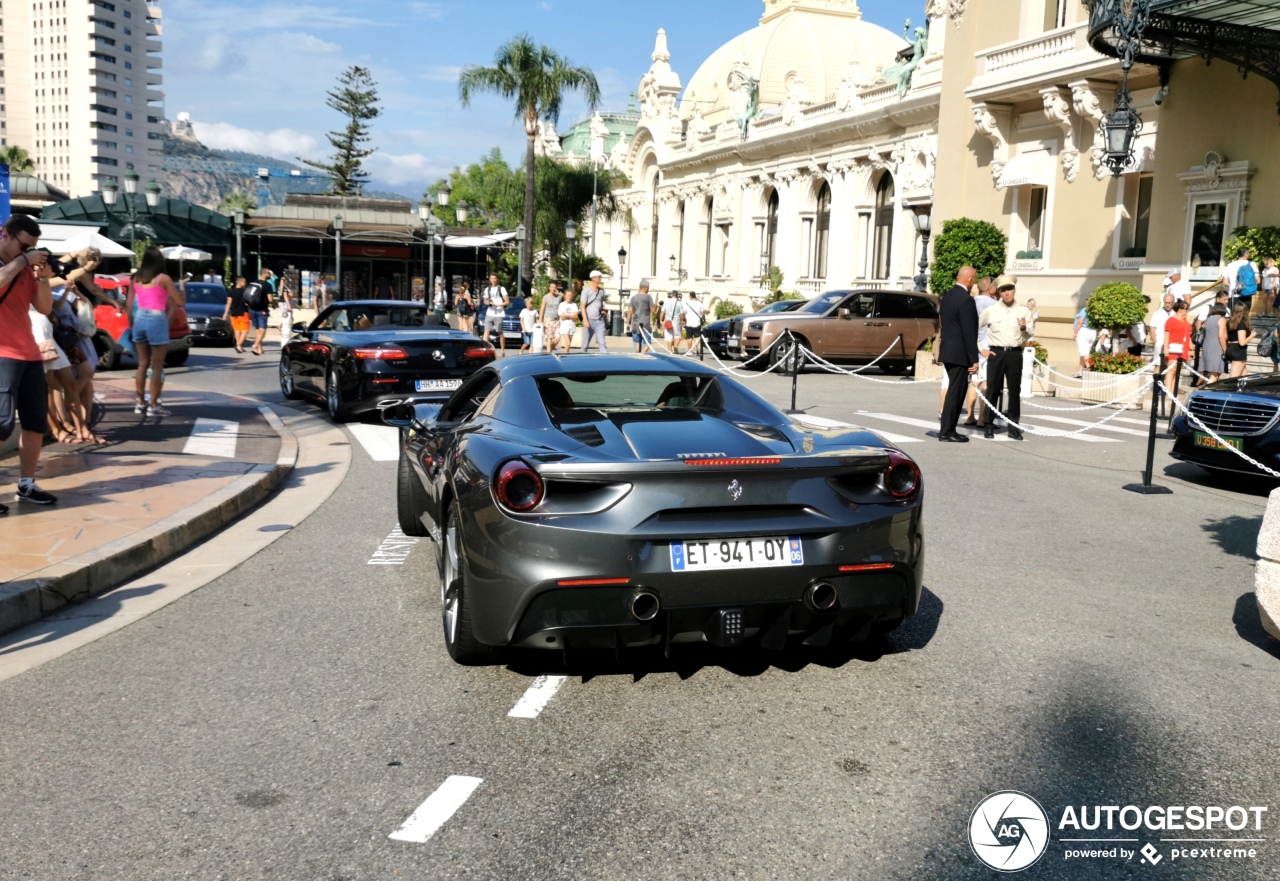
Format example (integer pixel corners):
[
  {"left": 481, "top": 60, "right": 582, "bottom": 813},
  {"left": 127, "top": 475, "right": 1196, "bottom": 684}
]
[
  {"left": 1078, "top": 348, "right": 1149, "bottom": 409},
  {"left": 914, "top": 335, "right": 942, "bottom": 381},
  {"left": 928, "top": 218, "right": 1008, "bottom": 294}
]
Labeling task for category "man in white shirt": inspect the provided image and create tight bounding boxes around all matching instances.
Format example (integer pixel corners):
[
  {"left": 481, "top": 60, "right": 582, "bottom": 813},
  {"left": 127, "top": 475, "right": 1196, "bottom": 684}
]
[
  {"left": 977, "top": 275, "right": 1034, "bottom": 440},
  {"left": 682, "top": 292, "right": 705, "bottom": 355},
  {"left": 1221, "top": 248, "right": 1259, "bottom": 301},
  {"left": 1150, "top": 292, "right": 1175, "bottom": 363},
  {"left": 1166, "top": 270, "right": 1192, "bottom": 303},
  {"left": 966, "top": 277, "right": 997, "bottom": 424},
  {"left": 480, "top": 273, "right": 510, "bottom": 354}
]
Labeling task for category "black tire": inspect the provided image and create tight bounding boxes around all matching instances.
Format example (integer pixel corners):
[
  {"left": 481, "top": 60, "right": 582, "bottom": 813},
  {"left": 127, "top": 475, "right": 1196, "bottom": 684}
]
[
  {"left": 165, "top": 349, "right": 189, "bottom": 367},
  {"left": 96, "top": 336, "right": 119, "bottom": 371},
  {"left": 439, "top": 505, "right": 499, "bottom": 665},
  {"left": 880, "top": 359, "right": 905, "bottom": 375},
  {"left": 326, "top": 367, "right": 351, "bottom": 423},
  {"left": 279, "top": 356, "right": 301, "bottom": 400},
  {"left": 397, "top": 445, "right": 431, "bottom": 537}
]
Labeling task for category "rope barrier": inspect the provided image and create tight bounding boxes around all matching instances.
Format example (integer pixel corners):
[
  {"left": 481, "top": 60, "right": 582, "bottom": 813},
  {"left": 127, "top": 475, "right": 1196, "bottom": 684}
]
[
  {"left": 1032, "top": 357, "right": 1155, "bottom": 389},
  {"left": 803, "top": 348, "right": 941, "bottom": 384},
  {"left": 970, "top": 384, "right": 1154, "bottom": 439},
  {"left": 1159, "top": 382, "right": 1280, "bottom": 478},
  {"left": 1021, "top": 380, "right": 1151, "bottom": 411}
]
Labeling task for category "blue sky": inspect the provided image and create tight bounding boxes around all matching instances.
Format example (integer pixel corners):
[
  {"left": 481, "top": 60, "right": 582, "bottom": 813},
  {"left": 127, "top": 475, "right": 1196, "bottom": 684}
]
[{"left": 164, "top": 0, "right": 919, "bottom": 196}]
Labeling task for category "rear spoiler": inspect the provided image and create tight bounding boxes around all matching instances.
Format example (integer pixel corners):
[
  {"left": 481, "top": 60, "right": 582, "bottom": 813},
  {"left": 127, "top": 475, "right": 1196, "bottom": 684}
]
[{"left": 531, "top": 449, "right": 892, "bottom": 480}]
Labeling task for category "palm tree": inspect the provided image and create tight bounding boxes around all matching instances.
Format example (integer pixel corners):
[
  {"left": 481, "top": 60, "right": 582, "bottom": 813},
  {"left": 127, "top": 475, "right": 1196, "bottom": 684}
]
[
  {"left": 0, "top": 145, "right": 35, "bottom": 173},
  {"left": 459, "top": 35, "right": 599, "bottom": 294},
  {"left": 217, "top": 190, "right": 258, "bottom": 216}
]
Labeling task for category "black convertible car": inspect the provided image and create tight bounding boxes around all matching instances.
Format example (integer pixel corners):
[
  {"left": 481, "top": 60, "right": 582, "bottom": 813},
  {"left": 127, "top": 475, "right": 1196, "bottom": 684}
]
[
  {"left": 1170, "top": 373, "right": 1280, "bottom": 477},
  {"left": 384, "top": 353, "right": 925, "bottom": 664},
  {"left": 281, "top": 300, "right": 496, "bottom": 422}
]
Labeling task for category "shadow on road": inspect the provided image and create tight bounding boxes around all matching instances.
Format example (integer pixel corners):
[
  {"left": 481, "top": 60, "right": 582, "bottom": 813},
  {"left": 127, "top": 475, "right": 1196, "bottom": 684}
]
[
  {"left": 504, "top": 586, "right": 944, "bottom": 681},
  {"left": 1233, "top": 591, "right": 1280, "bottom": 660},
  {"left": 1200, "top": 514, "right": 1263, "bottom": 560}
]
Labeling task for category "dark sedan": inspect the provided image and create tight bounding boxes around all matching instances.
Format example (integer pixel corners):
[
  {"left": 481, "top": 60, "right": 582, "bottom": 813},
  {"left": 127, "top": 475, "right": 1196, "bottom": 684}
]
[
  {"left": 182, "top": 282, "right": 233, "bottom": 345},
  {"left": 708, "top": 299, "right": 804, "bottom": 358},
  {"left": 281, "top": 300, "right": 496, "bottom": 423},
  {"left": 384, "top": 353, "right": 924, "bottom": 665},
  {"left": 1170, "top": 373, "right": 1280, "bottom": 477}
]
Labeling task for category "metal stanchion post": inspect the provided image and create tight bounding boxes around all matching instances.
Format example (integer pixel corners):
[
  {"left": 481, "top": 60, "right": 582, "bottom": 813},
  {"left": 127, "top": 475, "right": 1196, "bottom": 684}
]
[
  {"left": 1124, "top": 353, "right": 1173, "bottom": 495},
  {"left": 896, "top": 333, "right": 909, "bottom": 380},
  {"left": 785, "top": 330, "right": 803, "bottom": 414},
  {"left": 1157, "top": 359, "right": 1182, "bottom": 440}
]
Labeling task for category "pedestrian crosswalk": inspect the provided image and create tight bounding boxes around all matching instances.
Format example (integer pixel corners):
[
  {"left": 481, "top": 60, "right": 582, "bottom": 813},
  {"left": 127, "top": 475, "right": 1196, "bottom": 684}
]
[
  {"left": 182, "top": 418, "right": 239, "bottom": 458},
  {"left": 849, "top": 408, "right": 1141, "bottom": 444},
  {"left": 347, "top": 423, "right": 401, "bottom": 462}
]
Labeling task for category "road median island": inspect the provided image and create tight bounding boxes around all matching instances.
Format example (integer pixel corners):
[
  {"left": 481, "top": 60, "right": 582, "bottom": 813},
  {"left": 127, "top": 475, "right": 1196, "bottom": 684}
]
[{"left": 0, "top": 378, "right": 298, "bottom": 637}]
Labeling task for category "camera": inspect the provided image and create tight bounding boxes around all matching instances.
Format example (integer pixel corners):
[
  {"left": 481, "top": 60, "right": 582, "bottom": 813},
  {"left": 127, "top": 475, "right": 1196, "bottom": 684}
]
[{"left": 31, "top": 248, "right": 75, "bottom": 278}]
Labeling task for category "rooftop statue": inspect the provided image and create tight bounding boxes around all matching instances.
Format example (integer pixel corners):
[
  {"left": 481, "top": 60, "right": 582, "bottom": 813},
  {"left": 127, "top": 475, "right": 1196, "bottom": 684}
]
[
  {"left": 881, "top": 23, "right": 928, "bottom": 94},
  {"left": 729, "top": 71, "right": 762, "bottom": 140}
]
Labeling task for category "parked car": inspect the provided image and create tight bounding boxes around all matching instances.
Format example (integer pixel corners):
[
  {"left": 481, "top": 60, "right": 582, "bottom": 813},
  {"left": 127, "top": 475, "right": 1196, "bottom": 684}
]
[
  {"left": 93, "top": 288, "right": 193, "bottom": 370},
  {"left": 734, "top": 289, "right": 939, "bottom": 373},
  {"left": 280, "top": 300, "right": 496, "bottom": 423},
  {"left": 181, "top": 282, "right": 234, "bottom": 345},
  {"left": 1169, "top": 373, "right": 1280, "bottom": 477},
  {"left": 383, "top": 353, "right": 925, "bottom": 665},
  {"left": 710, "top": 299, "right": 804, "bottom": 359}
]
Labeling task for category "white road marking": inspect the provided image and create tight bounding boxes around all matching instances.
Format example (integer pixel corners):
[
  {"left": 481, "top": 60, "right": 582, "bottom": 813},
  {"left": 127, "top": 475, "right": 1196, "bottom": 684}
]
[
  {"left": 347, "top": 423, "right": 400, "bottom": 462},
  {"left": 388, "top": 776, "right": 483, "bottom": 844},
  {"left": 1110, "top": 415, "right": 1157, "bottom": 427},
  {"left": 182, "top": 418, "right": 239, "bottom": 458},
  {"left": 854, "top": 411, "right": 1012, "bottom": 442},
  {"left": 369, "top": 526, "right": 419, "bottom": 566},
  {"left": 1023, "top": 413, "right": 1149, "bottom": 437},
  {"left": 508, "top": 675, "right": 568, "bottom": 718},
  {"left": 792, "top": 413, "right": 923, "bottom": 445}
]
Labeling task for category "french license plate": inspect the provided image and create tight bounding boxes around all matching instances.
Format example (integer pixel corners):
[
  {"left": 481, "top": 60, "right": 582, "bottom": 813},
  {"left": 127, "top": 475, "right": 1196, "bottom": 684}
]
[
  {"left": 670, "top": 536, "right": 803, "bottom": 572},
  {"left": 1193, "top": 431, "right": 1242, "bottom": 452},
  {"left": 727, "top": 336, "right": 739, "bottom": 346},
  {"left": 415, "top": 379, "right": 462, "bottom": 392}
]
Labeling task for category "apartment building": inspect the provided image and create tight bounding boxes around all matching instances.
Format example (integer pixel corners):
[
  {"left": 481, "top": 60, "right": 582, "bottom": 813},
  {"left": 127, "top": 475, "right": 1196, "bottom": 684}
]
[{"left": 0, "top": 0, "right": 164, "bottom": 198}]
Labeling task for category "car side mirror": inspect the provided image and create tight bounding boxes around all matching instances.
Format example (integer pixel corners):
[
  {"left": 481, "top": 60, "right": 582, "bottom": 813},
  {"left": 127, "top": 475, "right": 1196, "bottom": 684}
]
[
  {"left": 380, "top": 400, "right": 442, "bottom": 430},
  {"left": 838, "top": 308, "right": 852, "bottom": 320}
]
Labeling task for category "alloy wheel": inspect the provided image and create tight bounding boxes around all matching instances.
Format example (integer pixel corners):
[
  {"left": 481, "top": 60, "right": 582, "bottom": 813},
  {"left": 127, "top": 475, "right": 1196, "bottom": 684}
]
[
  {"left": 279, "top": 358, "right": 293, "bottom": 396},
  {"left": 441, "top": 521, "right": 461, "bottom": 645}
]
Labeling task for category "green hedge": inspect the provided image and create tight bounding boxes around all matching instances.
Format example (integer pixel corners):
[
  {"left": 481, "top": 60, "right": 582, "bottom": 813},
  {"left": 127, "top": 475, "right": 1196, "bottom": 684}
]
[
  {"left": 929, "top": 218, "right": 1007, "bottom": 294},
  {"left": 715, "top": 300, "right": 744, "bottom": 320},
  {"left": 1223, "top": 226, "right": 1280, "bottom": 263},
  {"left": 1085, "top": 281, "right": 1145, "bottom": 331}
]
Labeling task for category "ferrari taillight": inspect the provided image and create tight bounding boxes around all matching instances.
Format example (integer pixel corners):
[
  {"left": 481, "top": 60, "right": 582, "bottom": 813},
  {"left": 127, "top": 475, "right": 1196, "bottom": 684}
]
[
  {"left": 354, "top": 346, "right": 409, "bottom": 360},
  {"left": 682, "top": 457, "right": 782, "bottom": 467},
  {"left": 883, "top": 451, "right": 921, "bottom": 498},
  {"left": 495, "top": 460, "right": 544, "bottom": 512}
]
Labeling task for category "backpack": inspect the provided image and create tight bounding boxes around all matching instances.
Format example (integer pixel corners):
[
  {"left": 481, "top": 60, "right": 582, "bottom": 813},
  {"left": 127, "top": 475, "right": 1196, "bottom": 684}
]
[
  {"left": 1235, "top": 262, "right": 1258, "bottom": 297},
  {"left": 1260, "top": 327, "right": 1278, "bottom": 359},
  {"left": 243, "top": 280, "right": 268, "bottom": 311}
]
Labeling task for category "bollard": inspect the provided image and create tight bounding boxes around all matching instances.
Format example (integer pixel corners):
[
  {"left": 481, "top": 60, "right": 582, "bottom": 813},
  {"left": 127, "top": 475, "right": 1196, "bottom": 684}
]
[
  {"left": 699, "top": 332, "right": 706, "bottom": 362},
  {"left": 896, "top": 333, "right": 909, "bottom": 380},
  {"left": 1157, "top": 359, "right": 1183, "bottom": 440},
  {"left": 785, "top": 330, "right": 803, "bottom": 414},
  {"left": 1020, "top": 345, "right": 1034, "bottom": 399},
  {"left": 1124, "top": 353, "right": 1172, "bottom": 495}
]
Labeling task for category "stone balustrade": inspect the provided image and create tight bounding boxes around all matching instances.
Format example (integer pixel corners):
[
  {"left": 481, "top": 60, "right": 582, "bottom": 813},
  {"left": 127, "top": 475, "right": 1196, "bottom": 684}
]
[{"left": 981, "top": 25, "right": 1085, "bottom": 77}]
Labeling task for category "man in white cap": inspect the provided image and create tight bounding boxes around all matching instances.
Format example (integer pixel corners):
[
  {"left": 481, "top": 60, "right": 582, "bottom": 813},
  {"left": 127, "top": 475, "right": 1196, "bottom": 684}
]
[{"left": 579, "top": 269, "right": 609, "bottom": 354}]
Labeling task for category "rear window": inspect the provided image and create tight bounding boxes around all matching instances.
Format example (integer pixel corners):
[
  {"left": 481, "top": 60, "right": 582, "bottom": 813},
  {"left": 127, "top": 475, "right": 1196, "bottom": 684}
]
[
  {"left": 538, "top": 373, "right": 721, "bottom": 412},
  {"left": 184, "top": 284, "right": 227, "bottom": 305}
]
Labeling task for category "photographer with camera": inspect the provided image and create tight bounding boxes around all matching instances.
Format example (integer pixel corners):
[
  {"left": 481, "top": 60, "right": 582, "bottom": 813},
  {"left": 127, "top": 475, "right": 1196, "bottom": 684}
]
[{"left": 0, "top": 214, "right": 59, "bottom": 511}]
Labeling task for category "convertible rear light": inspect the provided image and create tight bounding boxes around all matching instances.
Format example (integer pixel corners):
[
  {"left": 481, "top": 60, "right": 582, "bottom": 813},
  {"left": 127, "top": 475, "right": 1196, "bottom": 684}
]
[
  {"left": 556, "top": 577, "right": 631, "bottom": 587},
  {"left": 683, "top": 457, "right": 782, "bottom": 467},
  {"left": 838, "top": 563, "right": 894, "bottom": 572},
  {"left": 463, "top": 345, "right": 496, "bottom": 360},
  {"left": 495, "top": 459, "right": 544, "bottom": 512},
  {"left": 883, "top": 451, "right": 921, "bottom": 498},
  {"left": 354, "top": 346, "right": 409, "bottom": 360},
  {"left": 372, "top": 378, "right": 398, "bottom": 384}
]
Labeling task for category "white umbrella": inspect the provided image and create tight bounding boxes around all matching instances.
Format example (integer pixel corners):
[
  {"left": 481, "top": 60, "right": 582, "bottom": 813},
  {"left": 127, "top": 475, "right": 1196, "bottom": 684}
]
[
  {"left": 46, "top": 229, "right": 133, "bottom": 258},
  {"left": 160, "top": 245, "right": 213, "bottom": 278}
]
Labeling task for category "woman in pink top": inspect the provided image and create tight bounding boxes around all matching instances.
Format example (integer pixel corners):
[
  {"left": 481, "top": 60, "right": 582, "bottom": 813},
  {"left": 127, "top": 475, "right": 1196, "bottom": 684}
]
[{"left": 125, "top": 246, "right": 185, "bottom": 417}]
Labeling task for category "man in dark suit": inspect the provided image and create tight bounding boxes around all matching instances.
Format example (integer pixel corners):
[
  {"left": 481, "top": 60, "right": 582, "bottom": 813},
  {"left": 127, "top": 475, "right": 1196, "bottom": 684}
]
[{"left": 937, "top": 266, "right": 980, "bottom": 442}]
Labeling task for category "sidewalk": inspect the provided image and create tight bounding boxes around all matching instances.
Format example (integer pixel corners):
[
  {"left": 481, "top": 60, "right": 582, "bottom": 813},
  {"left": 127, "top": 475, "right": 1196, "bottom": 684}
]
[{"left": 0, "top": 372, "right": 296, "bottom": 637}]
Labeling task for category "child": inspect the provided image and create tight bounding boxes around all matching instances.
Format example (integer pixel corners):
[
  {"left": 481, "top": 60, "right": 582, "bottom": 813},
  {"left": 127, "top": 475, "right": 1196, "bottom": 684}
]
[{"left": 518, "top": 297, "right": 537, "bottom": 354}]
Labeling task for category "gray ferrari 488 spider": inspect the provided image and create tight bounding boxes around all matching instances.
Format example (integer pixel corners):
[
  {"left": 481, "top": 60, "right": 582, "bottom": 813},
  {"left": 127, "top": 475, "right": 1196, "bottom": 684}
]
[{"left": 382, "top": 354, "right": 924, "bottom": 665}]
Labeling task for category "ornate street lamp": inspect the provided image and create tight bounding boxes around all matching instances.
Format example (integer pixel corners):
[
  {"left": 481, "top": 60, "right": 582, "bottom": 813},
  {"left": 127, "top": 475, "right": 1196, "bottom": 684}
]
[
  {"left": 565, "top": 219, "right": 577, "bottom": 285},
  {"left": 617, "top": 246, "right": 627, "bottom": 306},
  {"left": 1101, "top": 94, "right": 1142, "bottom": 177},
  {"left": 333, "top": 214, "right": 345, "bottom": 300},
  {"left": 437, "top": 179, "right": 452, "bottom": 208},
  {"left": 669, "top": 253, "right": 687, "bottom": 282},
  {"left": 455, "top": 201, "right": 469, "bottom": 225},
  {"left": 515, "top": 223, "right": 526, "bottom": 296},
  {"left": 103, "top": 170, "right": 159, "bottom": 267},
  {"left": 144, "top": 179, "right": 162, "bottom": 209},
  {"left": 912, "top": 208, "right": 932, "bottom": 293},
  {"left": 233, "top": 208, "right": 245, "bottom": 276}
]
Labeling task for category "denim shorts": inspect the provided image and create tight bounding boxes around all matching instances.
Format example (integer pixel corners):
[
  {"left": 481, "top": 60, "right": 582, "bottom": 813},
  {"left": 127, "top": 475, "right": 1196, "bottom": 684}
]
[
  {"left": 132, "top": 309, "right": 170, "bottom": 346},
  {"left": 250, "top": 309, "right": 269, "bottom": 330}
]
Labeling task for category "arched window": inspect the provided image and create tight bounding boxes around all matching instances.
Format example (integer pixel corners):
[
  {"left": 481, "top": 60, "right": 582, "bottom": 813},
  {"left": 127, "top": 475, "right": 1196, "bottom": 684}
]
[
  {"left": 703, "top": 198, "right": 714, "bottom": 277},
  {"left": 649, "top": 174, "right": 660, "bottom": 276},
  {"left": 872, "top": 174, "right": 895, "bottom": 279},
  {"left": 812, "top": 183, "right": 831, "bottom": 280},
  {"left": 764, "top": 190, "right": 779, "bottom": 273}
]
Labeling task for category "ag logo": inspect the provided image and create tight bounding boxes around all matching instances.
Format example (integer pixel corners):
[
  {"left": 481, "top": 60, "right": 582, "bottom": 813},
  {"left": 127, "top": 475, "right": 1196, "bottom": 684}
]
[{"left": 968, "top": 791, "right": 1050, "bottom": 872}]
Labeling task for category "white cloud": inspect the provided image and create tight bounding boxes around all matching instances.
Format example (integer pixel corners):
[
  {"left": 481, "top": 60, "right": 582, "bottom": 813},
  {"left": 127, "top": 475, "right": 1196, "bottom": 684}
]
[
  {"left": 172, "top": 2, "right": 383, "bottom": 32},
  {"left": 365, "top": 152, "right": 450, "bottom": 188},
  {"left": 422, "top": 65, "right": 463, "bottom": 84},
  {"left": 409, "top": 2, "right": 446, "bottom": 18},
  {"left": 192, "top": 122, "right": 321, "bottom": 159}
]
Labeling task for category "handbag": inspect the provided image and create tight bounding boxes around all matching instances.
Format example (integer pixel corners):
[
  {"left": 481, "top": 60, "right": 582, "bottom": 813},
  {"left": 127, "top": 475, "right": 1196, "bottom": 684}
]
[
  {"left": 75, "top": 294, "right": 98, "bottom": 336},
  {"left": 52, "top": 316, "right": 81, "bottom": 356},
  {"left": 1260, "top": 328, "right": 1277, "bottom": 359}
]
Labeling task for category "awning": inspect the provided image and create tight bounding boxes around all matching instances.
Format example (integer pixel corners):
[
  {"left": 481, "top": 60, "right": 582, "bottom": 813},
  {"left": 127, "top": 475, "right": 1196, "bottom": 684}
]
[
  {"left": 38, "top": 224, "right": 134, "bottom": 258},
  {"left": 443, "top": 232, "right": 516, "bottom": 248},
  {"left": 997, "top": 152, "right": 1055, "bottom": 190}
]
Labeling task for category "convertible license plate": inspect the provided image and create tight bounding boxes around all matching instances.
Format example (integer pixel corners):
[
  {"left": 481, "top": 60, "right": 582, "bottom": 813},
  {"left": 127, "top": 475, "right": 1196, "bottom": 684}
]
[
  {"left": 1193, "top": 431, "right": 1242, "bottom": 452},
  {"left": 415, "top": 379, "right": 462, "bottom": 392},
  {"left": 670, "top": 536, "right": 803, "bottom": 572}
]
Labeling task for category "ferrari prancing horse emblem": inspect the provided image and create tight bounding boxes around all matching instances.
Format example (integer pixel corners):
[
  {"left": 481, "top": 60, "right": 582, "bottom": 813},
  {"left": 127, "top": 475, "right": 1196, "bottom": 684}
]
[{"left": 727, "top": 480, "right": 743, "bottom": 501}]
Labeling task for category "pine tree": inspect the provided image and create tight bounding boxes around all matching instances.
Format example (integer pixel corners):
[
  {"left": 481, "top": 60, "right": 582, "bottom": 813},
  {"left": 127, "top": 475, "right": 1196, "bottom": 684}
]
[{"left": 301, "top": 66, "right": 381, "bottom": 196}]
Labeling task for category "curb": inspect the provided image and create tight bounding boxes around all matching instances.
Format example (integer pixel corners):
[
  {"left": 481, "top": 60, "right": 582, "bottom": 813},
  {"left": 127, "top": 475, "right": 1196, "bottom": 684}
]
[
  {"left": 1257, "top": 485, "right": 1280, "bottom": 641},
  {"left": 0, "top": 405, "right": 298, "bottom": 638}
]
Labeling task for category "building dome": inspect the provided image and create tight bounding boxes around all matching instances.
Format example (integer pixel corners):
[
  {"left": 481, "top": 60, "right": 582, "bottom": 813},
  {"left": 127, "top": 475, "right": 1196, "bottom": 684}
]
[{"left": 678, "top": 0, "right": 905, "bottom": 127}]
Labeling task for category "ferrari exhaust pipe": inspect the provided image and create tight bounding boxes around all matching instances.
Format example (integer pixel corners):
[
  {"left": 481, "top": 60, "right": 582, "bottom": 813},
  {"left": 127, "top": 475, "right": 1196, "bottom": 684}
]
[
  {"left": 629, "top": 591, "right": 660, "bottom": 622},
  {"left": 804, "top": 581, "right": 838, "bottom": 612}
]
